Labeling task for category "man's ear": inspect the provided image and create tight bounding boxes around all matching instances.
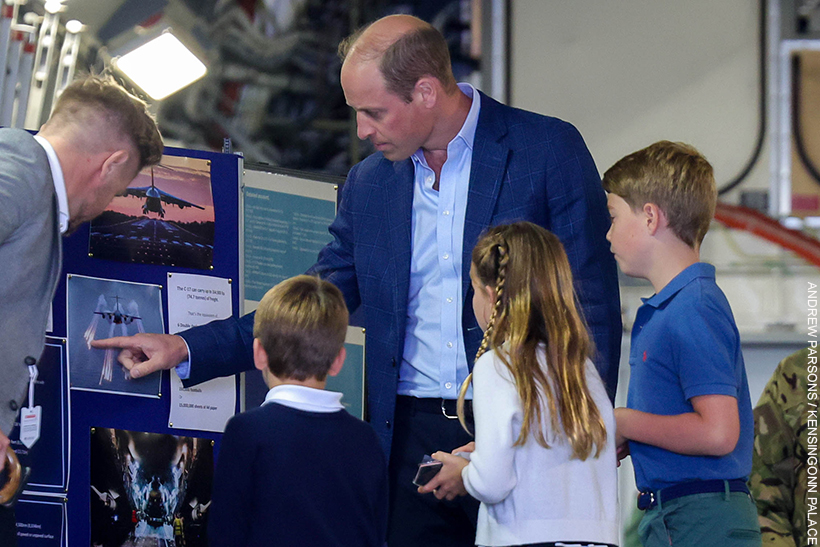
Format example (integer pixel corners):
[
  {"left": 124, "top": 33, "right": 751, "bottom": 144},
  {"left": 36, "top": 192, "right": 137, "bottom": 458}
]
[
  {"left": 253, "top": 339, "right": 269, "bottom": 372},
  {"left": 642, "top": 203, "right": 667, "bottom": 236},
  {"left": 414, "top": 77, "right": 437, "bottom": 107},
  {"left": 100, "top": 149, "right": 135, "bottom": 182},
  {"left": 327, "top": 346, "right": 346, "bottom": 378}
]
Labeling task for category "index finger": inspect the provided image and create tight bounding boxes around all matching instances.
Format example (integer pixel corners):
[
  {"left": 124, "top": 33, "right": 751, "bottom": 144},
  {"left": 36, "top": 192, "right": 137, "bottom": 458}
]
[{"left": 90, "top": 336, "right": 138, "bottom": 350}]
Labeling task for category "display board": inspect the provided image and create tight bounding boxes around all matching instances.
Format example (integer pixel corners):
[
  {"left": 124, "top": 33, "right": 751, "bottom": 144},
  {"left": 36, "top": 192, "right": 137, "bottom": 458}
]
[
  {"left": 11, "top": 153, "right": 365, "bottom": 546},
  {"left": 15, "top": 146, "right": 243, "bottom": 547},
  {"left": 241, "top": 167, "right": 366, "bottom": 419}
]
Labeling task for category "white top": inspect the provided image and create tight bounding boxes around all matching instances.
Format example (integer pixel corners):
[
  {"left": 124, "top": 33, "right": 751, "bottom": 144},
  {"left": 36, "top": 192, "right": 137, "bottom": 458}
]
[
  {"left": 33, "top": 135, "right": 69, "bottom": 234},
  {"left": 461, "top": 348, "right": 619, "bottom": 547},
  {"left": 262, "top": 384, "right": 344, "bottom": 413}
]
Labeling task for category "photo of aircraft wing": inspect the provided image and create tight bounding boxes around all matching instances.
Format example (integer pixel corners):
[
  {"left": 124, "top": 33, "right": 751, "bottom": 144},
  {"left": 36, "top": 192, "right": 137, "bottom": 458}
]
[{"left": 124, "top": 166, "right": 205, "bottom": 218}]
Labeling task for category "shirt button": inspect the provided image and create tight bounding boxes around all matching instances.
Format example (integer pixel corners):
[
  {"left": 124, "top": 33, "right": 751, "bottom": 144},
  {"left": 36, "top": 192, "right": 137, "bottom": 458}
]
[
  {"left": 443, "top": 253, "right": 449, "bottom": 260},
  {"left": 445, "top": 382, "right": 453, "bottom": 390},
  {"left": 446, "top": 297, "right": 453, "bottom": 303},
  {"left": 447, "top": 342, "right": 453, "bottom": 348},
  {"left": 9, "top": 400, "right": 18, "bottom": 412},
  {"left": 426, "top": 176, "right": 433, "bottom": 184},
  {"left": 443, "top": 210, "right": 450, "bottom": 216}
]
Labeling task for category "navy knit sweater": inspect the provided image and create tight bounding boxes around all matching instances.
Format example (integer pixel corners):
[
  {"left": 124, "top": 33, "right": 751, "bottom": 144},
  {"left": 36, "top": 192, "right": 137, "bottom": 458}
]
[{"left": 209, "top": 402, "right": 388, "bottom": 546}]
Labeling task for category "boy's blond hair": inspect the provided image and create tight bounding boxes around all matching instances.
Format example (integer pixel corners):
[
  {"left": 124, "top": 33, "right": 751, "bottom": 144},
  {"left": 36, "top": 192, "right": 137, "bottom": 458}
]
[
  {"left": 253, "top": 275, "right": 348, "bottom": 382},
  {"left": 602, "top": 141, "right": 716, "bottom": 248}
]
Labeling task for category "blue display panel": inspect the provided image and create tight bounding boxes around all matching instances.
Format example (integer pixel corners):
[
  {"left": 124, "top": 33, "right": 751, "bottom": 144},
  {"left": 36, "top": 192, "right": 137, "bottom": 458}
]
[
  {"left": 44, "top": 146, "right": 241, "bottom": 546},
  {"left": 16, "top": 497, "right": 66, "bottom": 547},
  {"left": 243, "top": 182, "right": 336, "bottom": 302},
  {"left": 9, "top": 338, "right": 68, "bottom": 493}
]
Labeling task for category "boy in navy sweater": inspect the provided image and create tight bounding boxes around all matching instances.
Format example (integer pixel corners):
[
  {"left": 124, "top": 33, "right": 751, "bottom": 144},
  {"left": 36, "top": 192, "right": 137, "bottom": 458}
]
[
  {"left": 605, "top": 142, "right": 760, "bottom": 546},
  {"left": 209, "top": 275, "right": 388, "bottom": 547}
]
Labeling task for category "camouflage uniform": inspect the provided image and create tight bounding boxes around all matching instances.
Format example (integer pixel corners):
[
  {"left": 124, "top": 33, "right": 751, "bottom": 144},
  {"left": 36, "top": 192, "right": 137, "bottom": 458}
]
[{"left": 749, "top": 348, "right": 811, "bottom": 547}]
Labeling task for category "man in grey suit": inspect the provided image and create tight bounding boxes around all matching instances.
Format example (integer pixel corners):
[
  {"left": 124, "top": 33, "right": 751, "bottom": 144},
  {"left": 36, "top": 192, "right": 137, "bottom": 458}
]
[{"left": 0, "top": 75, "right": 162, "bottom": 544}]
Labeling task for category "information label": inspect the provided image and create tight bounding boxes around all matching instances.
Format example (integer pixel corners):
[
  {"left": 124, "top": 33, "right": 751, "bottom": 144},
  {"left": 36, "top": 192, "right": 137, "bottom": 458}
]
[
  {"left": 243, "top": 172, "right": 337, "bottom": 305},
  {"left": 167, "top": 273, "right": 236, "bottom": 432}
]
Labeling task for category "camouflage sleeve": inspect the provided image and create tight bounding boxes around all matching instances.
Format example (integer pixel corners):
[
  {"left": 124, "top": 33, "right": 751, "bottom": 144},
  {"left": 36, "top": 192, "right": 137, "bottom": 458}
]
[{"left": 749, "top": 351, "right": 807, "bottom": 547}]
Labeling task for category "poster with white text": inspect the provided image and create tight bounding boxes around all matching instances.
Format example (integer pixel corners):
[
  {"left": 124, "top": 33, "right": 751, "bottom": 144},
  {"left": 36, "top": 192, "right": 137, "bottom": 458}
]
[{"left": 167, "top": 273, "right": 236, "bottom": 432}]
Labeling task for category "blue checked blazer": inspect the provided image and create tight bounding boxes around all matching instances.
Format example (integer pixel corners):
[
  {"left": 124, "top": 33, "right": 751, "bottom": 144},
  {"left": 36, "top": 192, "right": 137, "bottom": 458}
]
[{"left": 181, "top": 92, "right": 621, "bottom": 455}]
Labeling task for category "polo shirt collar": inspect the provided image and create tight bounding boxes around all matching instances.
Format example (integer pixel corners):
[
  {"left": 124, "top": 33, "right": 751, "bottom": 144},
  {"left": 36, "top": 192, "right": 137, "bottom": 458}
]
[
  {"left": 642, "top": 262, "right": 716, "bottom": 309},
  {"left": 262, "top": 383, "right": 344, "bottom": 413}
]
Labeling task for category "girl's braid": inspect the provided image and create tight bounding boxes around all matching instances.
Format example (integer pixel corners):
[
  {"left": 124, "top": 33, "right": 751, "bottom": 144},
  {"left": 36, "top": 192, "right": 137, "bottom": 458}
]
[{"left": 458, "top": 241, "right": 509, "bottom": 435}]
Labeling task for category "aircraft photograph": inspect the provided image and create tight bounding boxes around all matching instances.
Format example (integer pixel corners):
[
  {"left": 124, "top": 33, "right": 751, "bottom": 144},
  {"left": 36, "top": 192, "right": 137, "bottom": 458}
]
[
  {"left": 67, "top": 275, "right": 163, "bottom": 397},
  {"left": 125, "top": 167, "right": 206, "bottom": 219},
  {"left": 90, "top": 427, "right": 213, "bottom": 547},
  {"left": 83, "top": 294, "right": 145, "bottom": 384},
  {"left": 89, "top": 155, "right": 215, "bottom": 270}
]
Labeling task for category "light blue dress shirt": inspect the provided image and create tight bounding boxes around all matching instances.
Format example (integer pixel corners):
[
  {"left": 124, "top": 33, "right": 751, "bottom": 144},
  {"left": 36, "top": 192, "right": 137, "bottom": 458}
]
[{"left": 397, "top": 83, "right": 480, "bottom": 399}]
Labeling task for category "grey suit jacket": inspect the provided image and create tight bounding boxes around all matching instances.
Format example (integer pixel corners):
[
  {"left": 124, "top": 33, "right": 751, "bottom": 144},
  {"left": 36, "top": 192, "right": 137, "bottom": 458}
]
[{"left": 0, "top": 129, "right": 61, "bottom": 434}]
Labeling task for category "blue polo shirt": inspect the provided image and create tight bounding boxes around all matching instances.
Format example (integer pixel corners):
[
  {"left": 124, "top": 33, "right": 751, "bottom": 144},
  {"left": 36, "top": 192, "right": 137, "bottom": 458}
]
[{"left": 627, "top": 262, "right": 753, "bottom": 492}]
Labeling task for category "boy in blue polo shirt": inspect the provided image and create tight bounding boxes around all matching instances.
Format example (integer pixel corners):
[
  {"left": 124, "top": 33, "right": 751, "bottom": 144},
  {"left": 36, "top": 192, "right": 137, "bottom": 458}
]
[
  {"left": 604, "top": 141, "right": 760, "bottom": 547},
  {"left": 208, "top": 275, "right": 388, "bottom": 547}
]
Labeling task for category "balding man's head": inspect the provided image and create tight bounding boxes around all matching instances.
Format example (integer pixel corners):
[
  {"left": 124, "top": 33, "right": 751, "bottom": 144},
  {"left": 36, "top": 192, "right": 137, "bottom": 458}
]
[{"left": 339, "top": 15, "right": 456, "bottom": 102}]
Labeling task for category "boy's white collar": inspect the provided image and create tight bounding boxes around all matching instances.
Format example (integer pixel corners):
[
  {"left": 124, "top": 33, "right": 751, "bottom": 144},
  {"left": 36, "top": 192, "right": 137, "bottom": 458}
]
[{"left": 262, "top": 384, "right": 344, "bottom": 413}]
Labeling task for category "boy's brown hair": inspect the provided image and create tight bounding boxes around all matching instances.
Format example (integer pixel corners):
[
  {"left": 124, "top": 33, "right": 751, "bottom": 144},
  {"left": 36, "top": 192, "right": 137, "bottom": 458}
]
[
  {"left": 253, "top": 275, "right": 348, "bottom": 382},
  {"left": 602, "top": 140, "right": 716, "bottom": 248}
]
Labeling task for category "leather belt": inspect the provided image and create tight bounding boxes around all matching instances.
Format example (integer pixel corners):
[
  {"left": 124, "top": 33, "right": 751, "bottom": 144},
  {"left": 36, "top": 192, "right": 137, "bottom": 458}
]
[
  {"left": 637, "top": 478, "right": 749, "bottom": 510},
  {"left": 395, "top": 395, "right": 473, "bottom": 420}
]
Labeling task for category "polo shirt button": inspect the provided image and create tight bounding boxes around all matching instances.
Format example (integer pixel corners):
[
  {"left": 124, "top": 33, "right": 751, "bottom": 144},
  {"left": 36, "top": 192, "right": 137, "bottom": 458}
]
[
  {"left": 391, "top": 358, "right": 396, "bottom": 368},
  {"left": 385, "top": 421, "right": 391, "bottom": 429},
  {"left": 9, "top": 400, "right": 18, "bottom": 411}
]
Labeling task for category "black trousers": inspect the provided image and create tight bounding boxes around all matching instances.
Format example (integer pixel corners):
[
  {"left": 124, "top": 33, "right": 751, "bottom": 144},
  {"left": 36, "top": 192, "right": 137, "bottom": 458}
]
[{"left": 387, "top": 396, "right": 479, "bottom": 547}]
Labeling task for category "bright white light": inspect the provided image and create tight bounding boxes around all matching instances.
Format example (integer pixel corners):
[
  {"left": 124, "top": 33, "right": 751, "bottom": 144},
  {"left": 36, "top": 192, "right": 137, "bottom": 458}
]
[
  {"left": 44, "top": 1, "right": 63, "bottom": 15},
  {"left": 114, "top": 32, "right": 207, "bottom": 101},
  {"left": 66, "top": 20, "right": 84, "bottom": 34}
]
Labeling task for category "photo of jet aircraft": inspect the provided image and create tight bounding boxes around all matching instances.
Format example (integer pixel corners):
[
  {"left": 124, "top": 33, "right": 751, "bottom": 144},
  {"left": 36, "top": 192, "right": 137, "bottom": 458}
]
[
  {"left": 89, "top": 155, "right": 215, "bottom": 270},
  {"left": 68, "top": 275, "right": 163, "bottom": 397},
  {"left": 124, "top": 166, "right": 205, "bottom": 219},
  {"left": 84, "top": 295, "right": 145, "bottom": 384}
]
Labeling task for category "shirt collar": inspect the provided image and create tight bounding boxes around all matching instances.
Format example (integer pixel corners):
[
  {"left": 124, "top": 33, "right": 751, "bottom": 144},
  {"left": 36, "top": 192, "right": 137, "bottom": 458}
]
[
  {"left": 411, "top": 82, "right": 481, "bottom": 166},
  {"left": 454, "top": 82, "right": 480, "bottom": 151},
  {"left": 262, "top": 384, "right": 345, "bottom": 413},
  {"left": 33, "top": 135, "right": 69, "bottom": 234},
  {"left": 642, "top": 262, "right": 716, "bottom": 308}
]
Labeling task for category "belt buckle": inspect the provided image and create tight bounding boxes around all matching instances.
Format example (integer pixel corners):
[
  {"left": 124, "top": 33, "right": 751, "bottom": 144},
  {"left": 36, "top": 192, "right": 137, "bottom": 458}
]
[
  {"left": 440, "top": 399, "right": 458, "bottom": 420},
  {"left": 637, "top": 491, "right": 655, "bottom": 510}
]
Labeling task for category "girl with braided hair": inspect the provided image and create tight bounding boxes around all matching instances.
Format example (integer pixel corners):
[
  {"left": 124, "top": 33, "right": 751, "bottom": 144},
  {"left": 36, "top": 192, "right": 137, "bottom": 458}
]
[{"left": 419, "top": 221, "right": 619, "bottom": 547}]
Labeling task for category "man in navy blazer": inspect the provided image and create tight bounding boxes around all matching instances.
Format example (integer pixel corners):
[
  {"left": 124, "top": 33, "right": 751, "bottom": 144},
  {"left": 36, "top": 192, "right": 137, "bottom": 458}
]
[{"left": 97, "top": 15, "right": 621, "bottom": 547}]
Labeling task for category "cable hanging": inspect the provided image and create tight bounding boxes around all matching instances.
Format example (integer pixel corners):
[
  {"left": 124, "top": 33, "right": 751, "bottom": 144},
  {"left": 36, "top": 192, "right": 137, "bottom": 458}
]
[{"left": 718, "top": 0, "right": 767, "bottom": 195}]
